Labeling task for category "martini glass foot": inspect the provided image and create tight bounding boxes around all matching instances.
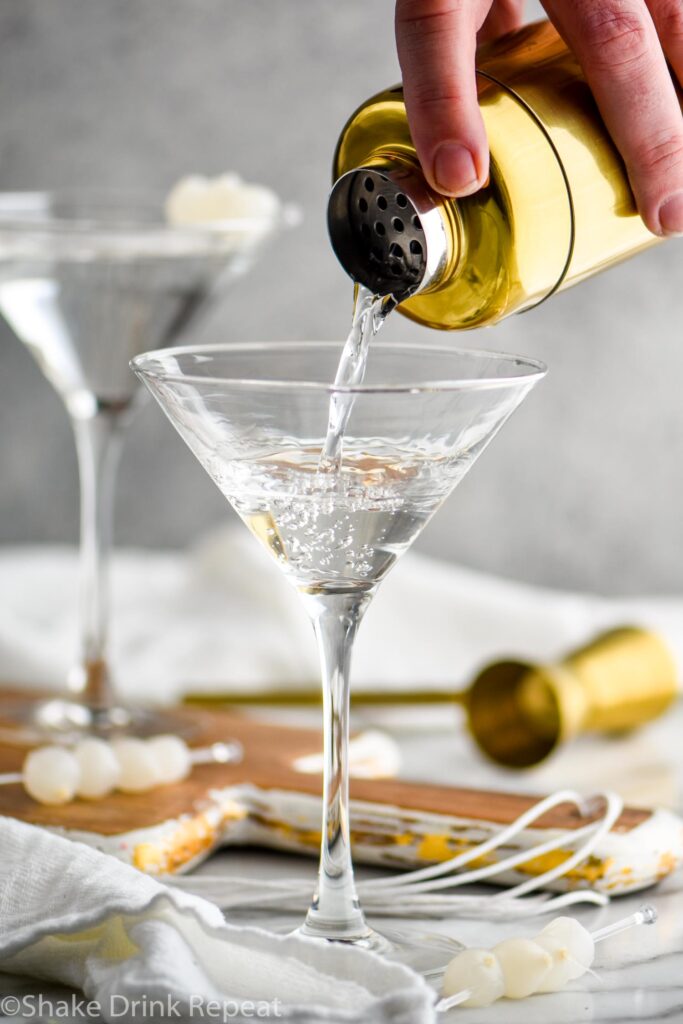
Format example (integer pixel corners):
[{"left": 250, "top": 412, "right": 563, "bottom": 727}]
[
  {"left": 1, "top": 696, "right": 196, "bottom": 746},
  {"left": 293, "top": 921, "right": 392, "bottom": 954},
  {"left": 265, "top": 915, "right": 461, "bottom": 972},
  {"left": 294, "top": 920, "right": 465, "bottom": 972}
]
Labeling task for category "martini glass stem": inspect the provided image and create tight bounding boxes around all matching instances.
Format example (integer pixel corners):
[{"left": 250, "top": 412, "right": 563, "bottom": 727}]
[
  {"left": 300, "top": 589, "right": 373, "bottom": 942},
  {"left": 69, "top": 410, "right": 124, "bottom": 711}
]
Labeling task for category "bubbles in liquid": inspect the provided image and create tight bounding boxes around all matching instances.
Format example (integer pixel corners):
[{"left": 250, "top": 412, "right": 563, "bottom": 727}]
[{"left": 214, "top": 445, "right": 469, "bottom": 592}]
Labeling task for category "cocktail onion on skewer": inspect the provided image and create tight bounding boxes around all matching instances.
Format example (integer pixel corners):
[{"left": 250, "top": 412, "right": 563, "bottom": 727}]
[
  {"left": 436, "top": 904, "right": 657, "bottom": 1012},
  {"left": 0, "top": 737, "right": 242, "bottom": 805}
]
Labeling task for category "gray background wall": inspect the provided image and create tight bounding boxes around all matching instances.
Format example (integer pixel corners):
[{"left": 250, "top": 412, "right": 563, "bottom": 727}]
[{"left": 0, "top": 0, "right": 681, "bottom": 595}]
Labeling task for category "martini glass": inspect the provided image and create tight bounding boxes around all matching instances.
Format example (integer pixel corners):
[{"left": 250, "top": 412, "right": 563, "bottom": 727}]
[
  {"left": 0, "top": 190, "right": 291, "bottom": 739},
  {"left": 132, "top": 340, "right": 545, "bottom": 953}
]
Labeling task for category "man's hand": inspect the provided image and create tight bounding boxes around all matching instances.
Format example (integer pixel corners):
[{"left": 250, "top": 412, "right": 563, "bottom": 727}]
[{"left": 395, "top": 0, "right": 683, "bottom": 235}]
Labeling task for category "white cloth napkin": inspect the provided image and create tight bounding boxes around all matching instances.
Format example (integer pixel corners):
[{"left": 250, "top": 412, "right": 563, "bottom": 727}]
[
  {"left": 1, "top": 527, "right": 682, "bottom": 701},
  {"left": 0, "top": 816, "right": 435, "bottom": 1024}
]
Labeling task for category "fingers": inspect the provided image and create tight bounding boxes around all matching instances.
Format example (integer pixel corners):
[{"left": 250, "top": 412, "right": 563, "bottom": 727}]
[
  {"left": 543, "top": 0, "right": 683, "bottom": 236},
  {"left": 395, "top": 0, "right": 491, "bottom": 196},
  {"left": 479, "top": 0, "right": 526, "bottom": 44},
  {"left": 646, "top": 0, "right": 683, "bottom": 84}
]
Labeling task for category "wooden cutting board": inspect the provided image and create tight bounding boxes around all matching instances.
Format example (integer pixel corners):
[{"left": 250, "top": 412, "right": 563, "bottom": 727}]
[{"left": 0, "top": 688, "right": 679, "bottom": 893}]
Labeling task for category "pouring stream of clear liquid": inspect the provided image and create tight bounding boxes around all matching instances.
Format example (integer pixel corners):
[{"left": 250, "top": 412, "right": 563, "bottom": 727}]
[{"left": 319, "top": 285, "right": 391, "bottom": 472}]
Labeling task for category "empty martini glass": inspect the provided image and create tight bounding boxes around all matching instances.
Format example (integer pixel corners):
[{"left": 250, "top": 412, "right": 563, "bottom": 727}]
[
  {"left": 0, "top": 190, "right": 291, "bottom": 740},
  {"left": 132, "top": 340, "right": 545, "bottom": 954}
]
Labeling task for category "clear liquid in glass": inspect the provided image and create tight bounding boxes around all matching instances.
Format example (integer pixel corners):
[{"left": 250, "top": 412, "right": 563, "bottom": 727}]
[{"left": 212, "top": 445, "right": 470, "bottom": 593}]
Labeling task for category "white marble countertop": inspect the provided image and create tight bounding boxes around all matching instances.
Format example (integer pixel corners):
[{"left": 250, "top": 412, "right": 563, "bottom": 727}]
[{"left": 2, "top": 704, "right": 683, "bottom": 1022}]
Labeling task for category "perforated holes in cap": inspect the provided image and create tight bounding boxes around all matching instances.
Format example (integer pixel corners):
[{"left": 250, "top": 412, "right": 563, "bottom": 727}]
[{"left": 328, "top": 168, "right": 428, "bottom": 298}]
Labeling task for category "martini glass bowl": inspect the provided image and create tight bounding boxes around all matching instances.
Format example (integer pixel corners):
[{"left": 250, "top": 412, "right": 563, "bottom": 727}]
[
  {"left": 0, "top": 190, "right": 291, "bottom": 739},
  {"left": 132, "top": 340, "right": 545, "bottom": 951}
]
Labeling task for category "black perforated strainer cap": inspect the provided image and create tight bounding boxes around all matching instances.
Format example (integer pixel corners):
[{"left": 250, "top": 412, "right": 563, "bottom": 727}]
[{"left": 327, "top": 163, "right": 449, "bottom": 301}]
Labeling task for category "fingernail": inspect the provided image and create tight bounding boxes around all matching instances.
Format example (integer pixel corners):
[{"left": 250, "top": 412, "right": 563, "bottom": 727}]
[
  {"left": 658, "top": 192, "right": 683, "bottom": 236},
  {"left": 432, "top": 143, "right": 480, "bottom": 197}
]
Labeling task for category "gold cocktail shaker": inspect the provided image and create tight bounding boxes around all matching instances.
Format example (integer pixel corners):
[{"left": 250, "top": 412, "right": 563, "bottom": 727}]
[{"left": 328, "top": 20, "right": 665, "bottom": 329}]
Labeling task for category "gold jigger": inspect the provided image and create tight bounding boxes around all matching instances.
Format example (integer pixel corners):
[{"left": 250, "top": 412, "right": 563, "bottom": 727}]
[
  {"left": 466, "top": 627, "right": 677, "bottom": 768},
  {"left": 186, "top": 627, "right": 678, "bottom": 769}
]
